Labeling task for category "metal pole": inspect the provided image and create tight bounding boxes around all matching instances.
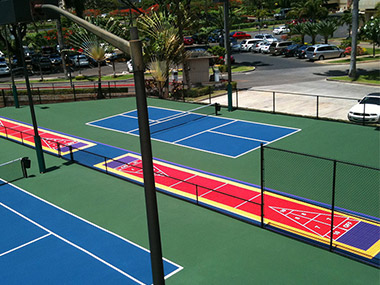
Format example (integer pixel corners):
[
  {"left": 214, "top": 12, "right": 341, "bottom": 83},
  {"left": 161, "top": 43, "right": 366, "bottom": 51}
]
[
  {"left": 4, "top": 25, "right": 19, "bottom": 108},
  {"left": 260, "top": 143, "right": 265, "bottom": 228},
  {"left": 17, "top": 26, "right": 46, "bottom": 173},
  {"left": 130, "top": 27, "right": 165, "bottom": 285},
  {"left": 316, "top": 96, "right": 319, "bottom": 119},
  {"left": 223, "top": 0, "right": 233, "bottom": 112},
  {"left": 272, "top": 91, "right": 275, "bottom": 113},
  {"left": 329, "top": 160, "right": 337, "bottom": 251}
]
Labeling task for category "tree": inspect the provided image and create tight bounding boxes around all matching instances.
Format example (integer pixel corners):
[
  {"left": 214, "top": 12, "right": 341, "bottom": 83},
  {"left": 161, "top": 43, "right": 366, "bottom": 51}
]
[
  {"left": 0, "top": 24, "right": 28, "bottom": 67},
  {"left": 290, "top": 22, "right": 306, "bottom": 44},
  {"left": 360, "top": 17, "right": 380, "bottom": 58},
  {"left": 137, "top": 11, "right": 183, "bottom": 98},
  {"left": 289, "top": 0, "right": 328, "bottom": 21},
  {"left": 348, "top": 0, "right": 359, "bottom": 79},
  {"left": 303, "top": 21, "right": 318, "bottom": 45},
  {"left": 65, "top": 0, "right": 86, "bottom": 18},
  {"left": 338, "top": 11, "right": 352, "bottom": 37},
  {"left": 70, "top": 16, "right": 129, "bottom": 98},
  {"left": 317, "top": 20, "right": 338, "bottom": 44}
]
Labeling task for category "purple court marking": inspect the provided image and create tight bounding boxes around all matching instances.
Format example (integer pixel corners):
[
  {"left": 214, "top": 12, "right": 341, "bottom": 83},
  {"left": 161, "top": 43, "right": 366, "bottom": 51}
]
[
  {"left": 337, "top": 222, "right": 380, "bottom": 251},
  {"left": 61, "top": 142, "right": 89, "bottom": 152},
  {"left": 106, "top": 155, "right": 138, "bottom": 169}
]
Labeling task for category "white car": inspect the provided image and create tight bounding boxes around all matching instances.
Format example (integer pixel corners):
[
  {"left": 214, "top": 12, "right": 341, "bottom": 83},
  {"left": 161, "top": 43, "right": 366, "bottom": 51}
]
[
  {"left": 0, "top": 62, "right": 10, "bottom": 75},
  {"left": 252, "top": 41, "right": 267, "bottom": 53},
  {"left": 260, "top": 43, "right": 271, "bottom": 54},
  {"left": 253, "top": 34, "right": 278, "bottom": 43},
  {"left": 72, "top": 55, "right": 90, "bottom": 67},
  {"left": 273, "top": 26, "right": 290, "bottom": 35},
  {"left": 348, "top": 93, "right": 380, "bottom": 123},
  {"left": 240, "top": 39, "right": 261, "bottom": 52}
]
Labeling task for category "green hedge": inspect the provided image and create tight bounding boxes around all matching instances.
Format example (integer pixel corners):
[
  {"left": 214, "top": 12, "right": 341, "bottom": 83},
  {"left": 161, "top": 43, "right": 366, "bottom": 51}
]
[{"left": 2, "top": 87, "right": 129, "bottom": 96}]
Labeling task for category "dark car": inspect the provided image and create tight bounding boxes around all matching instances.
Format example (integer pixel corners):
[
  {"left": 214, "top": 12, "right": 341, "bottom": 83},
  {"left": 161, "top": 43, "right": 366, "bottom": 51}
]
[
  {"left": 294, "top": 45, "right": 310, "bottom": 59},
  {"left": 283, "top": 44, "right": 302, "bottom": 57},
  {"left": 31, "top": 55, "right": 52, "bottom": 71},
  {"left": 230, "top": 31, "right": 251, "bottom": 40},
  {"left": 41, "top": 46, "right": 56, "bottom": 56},
  {"left": 49, "top": 54, "right": 62, "bottom": 66}
]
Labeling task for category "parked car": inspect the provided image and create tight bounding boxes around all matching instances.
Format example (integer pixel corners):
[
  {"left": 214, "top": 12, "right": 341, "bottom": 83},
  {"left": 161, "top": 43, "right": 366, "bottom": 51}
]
[
  {"left": 240, "top": 39, "right": 261, "bottom": 52},
  {"left": 184, "top": 36, "right": 194, "bottom": 45},
  {"left": 0, "top": 62, "right": 10, "bottom": 75},
  {"left": 269, "top": 41, "right": 293, "bottom": 55},
  {"left": 283, "top": 44, "right": 303, "bottom": 57},
  {"left": 49, "top": 54, "right": 62, "bottom": 66},
  {"left": 253, "top": 34, "right": 278, "bottom": 43},
  {"left": 348, "top": 93, "right": 380, "bottom": 123},
  {"left": 261, "top": 43, "right": 271, "bottom": 54},
  {"left": 273, "top": 25, "right": 290, "bottom": 35},
  {"left": 294, "top": 45, "right": 310, "bottom": 59},
  {"left": 0, "top": 50, "right": 4, "bottom": 57},
  {"left": 252, "top": 41, "right": 267, "bottom": 53},
  {"left": 230, "top": 31, "right": 251, "bottom": 39},
  {"left": 23, "top": 46, "right": 35, "bottom": 57},
  {"left": 231, "top": 42, "right": 242, "bottom": 53},
  {"left": 71, "top": 54, "right": 90, "bottom": 67},
  {"left": 306, "top": 44, "right": 345, "bottom": 61},
  {"left": 41, "top": 46, "right": 55, "bottom": 56},
  {"left": 31, "top": 55, "right": 52, "bottom": 71}
]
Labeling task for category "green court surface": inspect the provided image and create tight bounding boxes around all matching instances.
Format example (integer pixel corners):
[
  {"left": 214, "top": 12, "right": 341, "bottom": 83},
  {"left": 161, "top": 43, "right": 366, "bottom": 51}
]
[{"left": 1, "top": 97, "right": 379, "bottom": 284}]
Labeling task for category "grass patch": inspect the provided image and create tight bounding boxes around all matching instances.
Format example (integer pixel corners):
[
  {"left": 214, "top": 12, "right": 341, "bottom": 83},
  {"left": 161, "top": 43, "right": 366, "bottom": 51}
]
[
  {"left": 329, "top": 56, "right": 380, "bottom": 64},
  {"left": 330, "top": 71, "right": 380, "bottom": 85}
]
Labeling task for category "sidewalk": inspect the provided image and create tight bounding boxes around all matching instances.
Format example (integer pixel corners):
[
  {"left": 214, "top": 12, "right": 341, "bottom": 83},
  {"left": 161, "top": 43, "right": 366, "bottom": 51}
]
[{"left": 202, "top": 89, "right": 358, "bottom": 121}]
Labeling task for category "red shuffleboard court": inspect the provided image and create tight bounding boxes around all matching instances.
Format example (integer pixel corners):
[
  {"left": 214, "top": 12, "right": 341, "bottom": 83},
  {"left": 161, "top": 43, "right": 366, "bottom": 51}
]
[
  {"left": 0, "top": 117, "right": 96, "bottom": 155},
  {"left": 95, "top": 153, "right": 380, "bottom": 261}
]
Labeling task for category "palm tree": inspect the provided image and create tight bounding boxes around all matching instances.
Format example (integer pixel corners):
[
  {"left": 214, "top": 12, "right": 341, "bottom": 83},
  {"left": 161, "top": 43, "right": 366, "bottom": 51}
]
[
  {"left": 349, "top": 0, "right": 359, "bottom": 79},
  {"left": 290, "top": 22, "right": 306, "bottom": 44},
  {"left": 338, "top": 11, "right": 352, "bottom": 38},
  {"left": 137, "top": 11, "right": 183, "bottom": 98},
  {"left": 70, "top": 30, "right": 106, "bottom": 99},
  {"left": 288, "top": 0, "right": 328, "bottom": 22},
  {"left": 304, "top": 22, "right": 319, "bottom": 45},
  {"left": 317, "top": 20, "right": 338, "bottom": 44}
]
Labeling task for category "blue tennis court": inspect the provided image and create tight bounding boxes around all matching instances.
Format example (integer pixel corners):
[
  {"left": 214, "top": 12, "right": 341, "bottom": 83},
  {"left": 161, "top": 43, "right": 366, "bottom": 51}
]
[
  {"left": 0, "top": 181, "right": 182, "bottom": 284},
  {"left": 87, "top": 106, "right": 301, "bottom": 158}
]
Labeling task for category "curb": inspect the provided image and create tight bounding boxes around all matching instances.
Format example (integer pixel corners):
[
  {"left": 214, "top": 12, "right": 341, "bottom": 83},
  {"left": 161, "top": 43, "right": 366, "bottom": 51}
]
[{"left": 326, "top": 78, "right": 380, "bottom": 87}]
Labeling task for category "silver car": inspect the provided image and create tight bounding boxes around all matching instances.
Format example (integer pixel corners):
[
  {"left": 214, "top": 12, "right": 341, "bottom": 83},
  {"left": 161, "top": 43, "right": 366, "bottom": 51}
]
[
  {"left": 306, "top": 44, "right": 345, "bottom": 61},
  {"left": 0, "top": 62, "right": 10, "bottom": 75}
]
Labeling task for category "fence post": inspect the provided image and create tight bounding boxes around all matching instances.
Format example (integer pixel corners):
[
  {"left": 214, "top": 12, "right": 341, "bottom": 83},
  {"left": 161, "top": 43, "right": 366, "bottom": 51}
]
[
  {"left": 52, "top": 83, "right": 55, "bottom": 95},
  {"left": 272, "top": 91, "right": 275, "bottom": 113},
  {"left": 108, "top": 81, "right": 111, "bottom": 98},
  {"left": 362, "top": 103, "right": 366, "bottom": 126},
  {"left": 260, "top": 143, "right": 265, "bottom": 228},
  {"left": 1, "top": 89, "right": 6, "bottom": 107},
  {"left": 20, "top": 131, "right": 24, "bottom": 145},
  {"left": 73, "top": 84, "right": 77, "bottom": 101},
  {"left": 104, "top": 157, "right": 108, "bottom": 174},
  {"left": 196, "top": 185, "right": 199, "bottom": 205},
  {"left": 236, "top": 87, "right": 238, "bottom": 109},
  {"left": 316, "top": 96, "right": 319, "bottom": 119},
  {"left": 37, "top": 87, "right": 42, "bottom": 104},
  {"left": 329, "top": 160, "right": 337, "bottom": 252},
  {"left": 57, "top": 142, "right": 61, "bottom": 158},
  {"left": 209, "top": 86, "right": 211, "bottom": 104},
  {"left": 69, "top": 145, "right": 74, "bottom": 161}
]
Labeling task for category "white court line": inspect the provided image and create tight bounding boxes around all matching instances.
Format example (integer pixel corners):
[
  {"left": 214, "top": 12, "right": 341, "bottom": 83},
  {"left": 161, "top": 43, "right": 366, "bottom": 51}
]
[
  {"left": 234, "top": 193, "right": 261, "bottom": 209},
  {"left": 0, "top": 202, "right": 146, "bottom": 285},
  {"left": 209, "top": 130, "right": 270, "bottom": 143},
  {"left": 0, "top": 181, "right": 182, "bottom": 279},
  {"left": 0, "top": 233, "right": 51, "bottom": 257},
  {"left": 168, "top": 174, "right": 198, "bottom": 188},
  {"left": 173, "top": 121, "right": 236, "bottom": 144}
]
